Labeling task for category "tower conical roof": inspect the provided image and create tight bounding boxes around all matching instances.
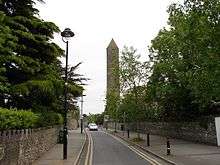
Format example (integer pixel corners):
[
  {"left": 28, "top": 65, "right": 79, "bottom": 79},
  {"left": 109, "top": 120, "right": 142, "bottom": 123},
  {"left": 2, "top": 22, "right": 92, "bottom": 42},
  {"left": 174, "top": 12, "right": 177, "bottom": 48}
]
[{"left": 107, "top": 38, "right": 118, "bottom": 49}]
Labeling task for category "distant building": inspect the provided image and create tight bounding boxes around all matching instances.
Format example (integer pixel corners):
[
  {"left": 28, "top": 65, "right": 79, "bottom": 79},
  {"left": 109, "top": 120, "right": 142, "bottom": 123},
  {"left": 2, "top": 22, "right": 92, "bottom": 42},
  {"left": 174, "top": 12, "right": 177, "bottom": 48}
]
[{"left": 106, "top": 39, "right": 120, "bottom": 97}]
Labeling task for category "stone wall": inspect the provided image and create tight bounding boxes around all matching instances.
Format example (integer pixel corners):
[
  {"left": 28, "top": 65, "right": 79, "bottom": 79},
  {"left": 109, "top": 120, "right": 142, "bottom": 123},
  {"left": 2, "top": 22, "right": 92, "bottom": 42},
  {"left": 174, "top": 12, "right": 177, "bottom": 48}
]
[
  {"left": 0, "top": 126, "right": 61, "bottom": 165},
  {"left": 68, "top": 118, "right": 78, "bottom": 130},
  {"left": 67, "top": 111, "right": 79, "bottom": 130},
  {"left": 108, "top": 121, "right": 217, "bottom": 145}
]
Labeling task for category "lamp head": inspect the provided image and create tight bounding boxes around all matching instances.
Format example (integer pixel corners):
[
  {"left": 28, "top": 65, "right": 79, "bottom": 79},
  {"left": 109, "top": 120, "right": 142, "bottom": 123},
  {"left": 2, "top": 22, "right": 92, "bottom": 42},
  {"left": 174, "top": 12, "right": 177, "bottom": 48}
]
[{"left": 61, "top": 28, "right": 74, "bottom": 41}]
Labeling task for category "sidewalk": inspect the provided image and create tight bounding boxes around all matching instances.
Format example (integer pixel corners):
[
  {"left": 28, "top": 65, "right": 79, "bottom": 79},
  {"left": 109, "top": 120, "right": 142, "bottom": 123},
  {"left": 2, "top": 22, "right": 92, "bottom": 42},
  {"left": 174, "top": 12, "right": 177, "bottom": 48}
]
[
  {"left": 33, "top": 129, "right": 85, "bottom": 165},
  {"left": 112, "top": 130, "right": 220, "bottom": 165}
]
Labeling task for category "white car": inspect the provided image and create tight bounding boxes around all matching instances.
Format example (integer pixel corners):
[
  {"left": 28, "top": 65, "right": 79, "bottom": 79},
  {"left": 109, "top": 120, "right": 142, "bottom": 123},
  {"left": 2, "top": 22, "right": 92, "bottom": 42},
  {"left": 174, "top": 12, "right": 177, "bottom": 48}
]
[{"left": 88, "top": 123, "right": 98, "bottom": 131}]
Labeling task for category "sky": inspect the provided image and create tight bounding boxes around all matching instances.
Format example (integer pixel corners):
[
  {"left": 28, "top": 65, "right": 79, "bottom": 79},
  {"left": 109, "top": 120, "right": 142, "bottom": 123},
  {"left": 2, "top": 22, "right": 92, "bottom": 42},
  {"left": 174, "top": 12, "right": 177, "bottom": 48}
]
[{"left": 36, "top": 0, "right": 181, "bottom": 115}]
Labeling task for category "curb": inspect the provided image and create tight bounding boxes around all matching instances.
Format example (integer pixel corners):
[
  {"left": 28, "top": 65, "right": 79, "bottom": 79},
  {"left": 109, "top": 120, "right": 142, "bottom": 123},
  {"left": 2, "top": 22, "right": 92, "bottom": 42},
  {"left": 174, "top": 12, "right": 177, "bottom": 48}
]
[
  {"left": 109, "top": 131, "right": 177, "bottom": 165},
  {"left": 73, "top": 130, "right": 88, "bottom": 165}
]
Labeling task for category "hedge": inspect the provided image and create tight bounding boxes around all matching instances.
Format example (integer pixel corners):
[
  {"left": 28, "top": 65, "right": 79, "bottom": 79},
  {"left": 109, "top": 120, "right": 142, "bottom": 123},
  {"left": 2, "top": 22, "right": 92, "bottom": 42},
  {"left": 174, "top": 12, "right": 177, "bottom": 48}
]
[{"left": 0, "top": 108, "right": 63, "bottom": 130}]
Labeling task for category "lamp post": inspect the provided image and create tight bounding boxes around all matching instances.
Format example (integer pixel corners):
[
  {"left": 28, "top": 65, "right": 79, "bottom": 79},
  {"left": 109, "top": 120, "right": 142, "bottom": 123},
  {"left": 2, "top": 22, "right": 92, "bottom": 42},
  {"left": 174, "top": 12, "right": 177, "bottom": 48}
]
[
  {"left": 61, "top": 28, "right": 74, "bottom": 160},
  {"left": 80, "top": 94, "right": 86, "bottom": 134}
]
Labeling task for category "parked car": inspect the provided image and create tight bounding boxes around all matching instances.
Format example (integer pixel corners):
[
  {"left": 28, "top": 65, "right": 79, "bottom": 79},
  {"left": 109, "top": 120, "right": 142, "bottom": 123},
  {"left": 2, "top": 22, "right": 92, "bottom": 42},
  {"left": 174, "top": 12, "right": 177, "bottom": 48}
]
[{"left": 88, "top": 123, "right": 98, "bottom": 131}]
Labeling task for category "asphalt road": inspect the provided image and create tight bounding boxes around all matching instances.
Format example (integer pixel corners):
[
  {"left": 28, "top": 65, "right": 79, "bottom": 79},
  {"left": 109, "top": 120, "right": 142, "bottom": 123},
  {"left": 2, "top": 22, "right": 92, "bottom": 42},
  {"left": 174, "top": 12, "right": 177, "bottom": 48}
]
[{"left": 91, "top": 131, "right": 152, "bottom": 165}]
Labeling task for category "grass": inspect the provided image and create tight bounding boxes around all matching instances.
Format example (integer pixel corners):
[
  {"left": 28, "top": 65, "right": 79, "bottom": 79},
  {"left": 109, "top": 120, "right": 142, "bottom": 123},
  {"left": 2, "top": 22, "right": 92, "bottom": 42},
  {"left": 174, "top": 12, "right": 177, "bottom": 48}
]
[{"left": 131, "top": 137, "right": 145, "bottom": 142}]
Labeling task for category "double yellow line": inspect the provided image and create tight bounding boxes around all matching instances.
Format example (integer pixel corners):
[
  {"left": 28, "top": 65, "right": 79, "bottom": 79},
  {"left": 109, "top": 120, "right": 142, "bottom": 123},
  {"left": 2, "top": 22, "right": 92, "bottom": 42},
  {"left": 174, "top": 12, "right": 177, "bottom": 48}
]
[{"left": 85, "top": 130, "right": 93, "bottom": 165}]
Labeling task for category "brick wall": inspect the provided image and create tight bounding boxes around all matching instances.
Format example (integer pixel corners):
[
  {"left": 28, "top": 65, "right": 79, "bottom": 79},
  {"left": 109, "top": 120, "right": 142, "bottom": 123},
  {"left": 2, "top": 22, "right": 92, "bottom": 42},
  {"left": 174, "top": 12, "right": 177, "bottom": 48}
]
[
  {"left": 0, "top": 126, "right": 61, "bottom": 165},
  {"left": 108, "top": 121, "right": 217, "bottom": 145}
]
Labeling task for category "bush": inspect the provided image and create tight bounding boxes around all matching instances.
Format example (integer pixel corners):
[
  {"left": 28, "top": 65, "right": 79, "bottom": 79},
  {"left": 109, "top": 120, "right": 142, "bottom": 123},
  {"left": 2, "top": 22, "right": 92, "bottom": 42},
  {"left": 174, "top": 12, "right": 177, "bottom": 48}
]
[
  {"left": 36, "top": 112, "right": 63, "bottom": 127},
  {"left": 0, "top": 107, "right": 63, "bottom": 130}
]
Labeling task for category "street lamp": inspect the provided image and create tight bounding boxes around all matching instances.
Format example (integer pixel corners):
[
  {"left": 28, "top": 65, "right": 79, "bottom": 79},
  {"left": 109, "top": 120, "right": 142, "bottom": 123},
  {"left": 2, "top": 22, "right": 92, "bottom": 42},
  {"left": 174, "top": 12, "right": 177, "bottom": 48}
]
[
  {"left": 61, "top": 28, "right": 74, "bottom": 160},
  {"left": 80, "top": 94, "right": 86, "bottom": 134}
]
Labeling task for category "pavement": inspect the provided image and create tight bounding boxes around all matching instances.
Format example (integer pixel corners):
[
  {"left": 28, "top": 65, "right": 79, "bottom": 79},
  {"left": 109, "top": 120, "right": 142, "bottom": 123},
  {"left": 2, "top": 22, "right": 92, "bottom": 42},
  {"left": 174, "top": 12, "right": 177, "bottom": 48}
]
[
  {"left": 33, "top": 129, "right": 86, "bottom": 165},
  {"left": 112, "top": 130, "right": 220, "bottom": 165}
]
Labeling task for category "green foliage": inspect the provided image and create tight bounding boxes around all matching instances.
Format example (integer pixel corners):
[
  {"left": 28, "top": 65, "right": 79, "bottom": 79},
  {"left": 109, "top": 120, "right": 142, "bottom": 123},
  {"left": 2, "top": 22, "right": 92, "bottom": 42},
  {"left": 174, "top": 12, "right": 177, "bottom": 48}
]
[
  {"left": 107, "top": 0, "right": 220, "bottom": 123},
  {"left": 105, "top": 91, "right": 120, "bottom": 121},
  {"left": 0, "top": 0, "right": 84, "bottom": 113},
  {"left": 106, "top": 46, "right": 154, "bottom": 125},
  {"left": 0, "top": 107, "right": 63, "bottom": 130},
  {"left": 118, "top": 87, "right": 147, "bottom": 123},
  {"left": 120, "top": 46, "right": 150, "bottom": 94},
  {"left": 117, "top": 47, "right": 150, "bottom": 123},
  {"left": 87, "top": 113, "right": 104, "bottom": 125},
  {"left": 36, "top": 112, "right": 63, "bottom": 127},
  {"left": 147, "top": 0, "right": 220, "bottom": 121},
  {"left": 131, "top": 137, "right": 145, "bottom": 143},
  {"left": 0, "top": 108, "right": 37, "bottom": 130}
]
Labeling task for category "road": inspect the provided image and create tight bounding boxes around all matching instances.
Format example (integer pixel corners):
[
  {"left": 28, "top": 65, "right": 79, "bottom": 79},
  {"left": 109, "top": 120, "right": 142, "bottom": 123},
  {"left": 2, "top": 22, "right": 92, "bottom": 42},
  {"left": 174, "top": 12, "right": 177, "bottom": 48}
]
[{"left": 90, "top": 131, "right": 154, "bottom": 165}]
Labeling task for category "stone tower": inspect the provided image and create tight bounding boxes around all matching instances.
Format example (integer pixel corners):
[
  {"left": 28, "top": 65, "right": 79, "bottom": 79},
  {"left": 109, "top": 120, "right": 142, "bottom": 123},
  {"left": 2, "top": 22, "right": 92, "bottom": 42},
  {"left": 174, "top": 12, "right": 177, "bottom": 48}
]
[{"left": 106, "top": 39, "right": 120, "bottom": 97}]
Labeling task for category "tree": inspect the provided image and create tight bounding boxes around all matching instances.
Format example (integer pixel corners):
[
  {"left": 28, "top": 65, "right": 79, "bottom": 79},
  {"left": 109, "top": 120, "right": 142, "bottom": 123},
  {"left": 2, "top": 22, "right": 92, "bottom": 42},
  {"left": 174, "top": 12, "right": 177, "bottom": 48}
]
[
  {"left": 87, "top": 113, "right": 104, "bottom": 125},
  {"left": 148, "top": 0, "right": 220, "bottom": 120},
  {"left": 119, "top": 46, "right": 150, "bottom": 137},
  {"left": 0, "top": 11, "right": 17, "bottom": 106},
  {"left": 105, "top": 90, "right": 120, "bottom": 131},
  {"left": 120, "top": 47, "right": 150, "bottom": 94},
  {"left": 119, "top": 86, "right": 147, "bottom": 123},
  {"left": 0, "top": 0, "right": 84, "bottom": 113}
]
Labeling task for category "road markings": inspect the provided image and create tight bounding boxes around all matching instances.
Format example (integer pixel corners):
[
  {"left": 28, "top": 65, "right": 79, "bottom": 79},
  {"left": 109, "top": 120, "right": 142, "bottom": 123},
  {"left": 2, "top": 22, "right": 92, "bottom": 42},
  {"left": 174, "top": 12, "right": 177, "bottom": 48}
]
[
  {"left": 84, "top": 130, "right": 93, "bottom": 165},
  {"left": 103, "top": 131, "right": 162, "bottom": 165},
  {"left": 73, "top": 131, "right": 87, "bottom": 165},
  {"left": 84, "top": 130, "right": 90, "bottom": 165},
  {"left": 89, "top": 132, "right": 94, "bottom": 165},
  {"left": 128, "top": 145, "right": 161, "bottom": 165}
]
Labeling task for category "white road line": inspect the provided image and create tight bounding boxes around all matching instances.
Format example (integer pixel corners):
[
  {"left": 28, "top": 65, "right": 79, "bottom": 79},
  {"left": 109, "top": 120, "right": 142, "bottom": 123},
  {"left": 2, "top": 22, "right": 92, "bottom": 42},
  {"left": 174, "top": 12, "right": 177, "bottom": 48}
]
[
  {"left": 128, "top": 145, "right": 161, "bottom": 165},
  {"left": 127, "top": 145, "right": 158, "bottom": 165},
  {"left": 114, "top": 135, "right": 160, "bottom": 165},
  {"left": 102, "top": 131, "right": 162, "bottom": 165}
]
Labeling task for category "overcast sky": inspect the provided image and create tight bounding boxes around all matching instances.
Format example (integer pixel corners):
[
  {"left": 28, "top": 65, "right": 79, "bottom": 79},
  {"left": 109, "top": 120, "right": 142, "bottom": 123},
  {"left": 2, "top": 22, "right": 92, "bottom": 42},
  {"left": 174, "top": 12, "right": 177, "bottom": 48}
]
[{"left": 36, "top": 0, "right": 181, "bottom": 115}]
